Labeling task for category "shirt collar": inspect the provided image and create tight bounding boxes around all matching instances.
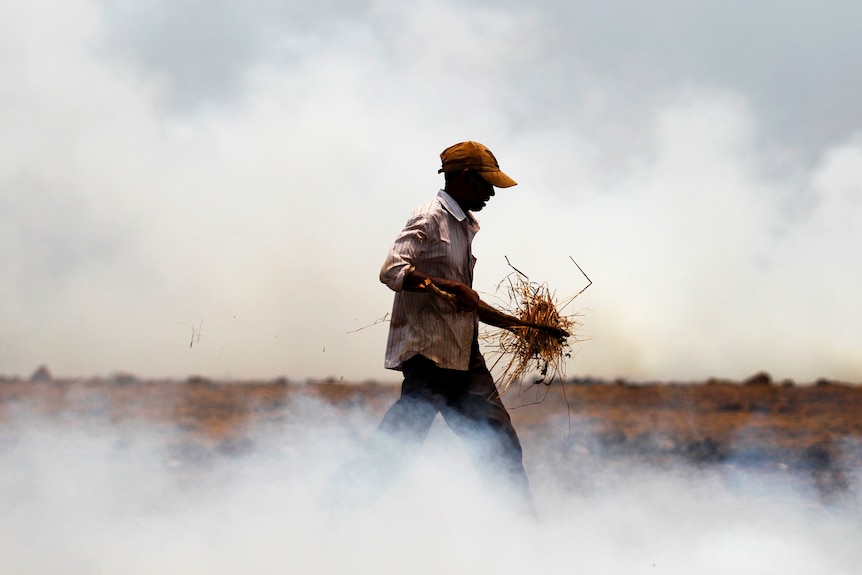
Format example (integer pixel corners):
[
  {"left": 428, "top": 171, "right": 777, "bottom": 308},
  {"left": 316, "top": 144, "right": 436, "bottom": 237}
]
[{"left": 437, "top": 190, "right": 479, "bottom": 229}]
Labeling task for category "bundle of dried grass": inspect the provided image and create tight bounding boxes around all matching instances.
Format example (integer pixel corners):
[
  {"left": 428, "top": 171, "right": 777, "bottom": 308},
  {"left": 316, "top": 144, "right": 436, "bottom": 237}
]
[
  {"left": 416, "top": 257, "right": 589, "bottom": 403},
  {"left": 485, "top": 258, "right": 590, "bottom": 400}
]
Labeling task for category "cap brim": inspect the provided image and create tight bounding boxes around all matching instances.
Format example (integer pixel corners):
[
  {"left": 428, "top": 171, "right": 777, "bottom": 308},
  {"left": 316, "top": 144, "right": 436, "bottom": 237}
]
[{"left": 478, "top": 170, "right": 517, "bottom": 188}]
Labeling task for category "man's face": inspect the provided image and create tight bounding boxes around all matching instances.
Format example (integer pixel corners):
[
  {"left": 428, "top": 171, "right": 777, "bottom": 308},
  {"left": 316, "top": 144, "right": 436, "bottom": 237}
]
[{"left": 457, "top": 170, "right": 496, "bottom": 212}]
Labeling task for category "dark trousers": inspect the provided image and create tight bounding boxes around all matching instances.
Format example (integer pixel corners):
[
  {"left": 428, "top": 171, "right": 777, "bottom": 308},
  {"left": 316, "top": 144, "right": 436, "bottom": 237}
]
[{"left": 326, "top": 342, "right": 533, "bottom": 513}]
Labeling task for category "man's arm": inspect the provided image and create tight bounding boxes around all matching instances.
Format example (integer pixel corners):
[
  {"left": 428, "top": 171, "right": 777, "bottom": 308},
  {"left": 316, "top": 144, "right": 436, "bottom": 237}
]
[
  {"left": 478, "top": 300, "right": 570, "bottom": 338},
  {"left": 404, "top": 269, "right": 480, "bottom": 312},
  {"left": 415, "top": 276, "right": 570, "bottom": 339}
]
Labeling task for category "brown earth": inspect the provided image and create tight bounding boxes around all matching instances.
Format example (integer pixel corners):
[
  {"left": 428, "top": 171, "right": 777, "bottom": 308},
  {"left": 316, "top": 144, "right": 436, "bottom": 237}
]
[{"left": 1, "top": 372, "right": 860, "bottom": 501}]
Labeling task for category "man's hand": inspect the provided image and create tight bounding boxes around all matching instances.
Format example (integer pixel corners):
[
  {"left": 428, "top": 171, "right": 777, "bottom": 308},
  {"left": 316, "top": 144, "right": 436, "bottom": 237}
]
[
  {"left": 405, "top": 271, "right": 479, "bottom": 312},
  {"left": 438, "top": 280, "right": 480, "bottom": 312}
]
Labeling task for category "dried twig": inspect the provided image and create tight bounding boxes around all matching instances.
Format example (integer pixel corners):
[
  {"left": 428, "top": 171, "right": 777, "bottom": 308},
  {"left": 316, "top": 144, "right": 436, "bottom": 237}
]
[{"left": 346, "top": 313, "right": 391, "bottom": 334}]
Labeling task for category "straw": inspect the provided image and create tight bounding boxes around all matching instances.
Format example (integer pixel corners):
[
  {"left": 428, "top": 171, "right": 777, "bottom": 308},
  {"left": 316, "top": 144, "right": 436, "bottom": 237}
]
[
  {"left": 417, "top": 257, "right": 590, "bottom": 402},
  {"left": 488, "top": 275, "right": 576, "bottom": 396}
]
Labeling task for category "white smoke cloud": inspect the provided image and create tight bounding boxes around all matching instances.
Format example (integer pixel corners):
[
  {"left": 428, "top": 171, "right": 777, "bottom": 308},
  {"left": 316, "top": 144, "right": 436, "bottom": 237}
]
[
  {"left": 1, "top": 400, "right": 859, "bottom": 574},
  {"left": 1, "top": 0, "right": 862, "bottom": 382}
]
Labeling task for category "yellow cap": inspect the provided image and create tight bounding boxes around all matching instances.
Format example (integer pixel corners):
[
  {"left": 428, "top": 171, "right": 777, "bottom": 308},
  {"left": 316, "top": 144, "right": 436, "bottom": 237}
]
[{"left": 438, "top": 141, "right": 517, "bottom": 188}]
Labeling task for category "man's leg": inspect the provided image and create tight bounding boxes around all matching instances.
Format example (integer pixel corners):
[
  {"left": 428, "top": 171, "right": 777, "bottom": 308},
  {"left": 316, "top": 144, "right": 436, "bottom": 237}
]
[
  {"left": 324, "top": 355, "right": 442, "bottom": 508},
  {"left": 377, "top": 354, "right": 445, "bottom": 442},
  {"left": 441, "top": 343, "right": 534, "bottom": 514}
]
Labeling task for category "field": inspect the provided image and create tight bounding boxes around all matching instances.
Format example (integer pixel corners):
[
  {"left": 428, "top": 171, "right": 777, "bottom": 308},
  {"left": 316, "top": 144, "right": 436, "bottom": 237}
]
[
  {"left": 2, "top": 372, "right": 861, "bottom": 573},
  {"left": 2, "top": 372, "right": 860, "bottom": 503}
]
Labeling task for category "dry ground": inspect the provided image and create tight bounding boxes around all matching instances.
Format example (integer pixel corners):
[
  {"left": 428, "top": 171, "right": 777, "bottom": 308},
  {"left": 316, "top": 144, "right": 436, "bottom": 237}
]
[{"left": 1, "top": 373, "right": 860, "bottom": 501}]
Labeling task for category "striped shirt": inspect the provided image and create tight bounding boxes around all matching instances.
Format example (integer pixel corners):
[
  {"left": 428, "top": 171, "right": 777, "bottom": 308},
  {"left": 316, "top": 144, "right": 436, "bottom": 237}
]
[{"left": 380, "top": 190, "right": 480, "bottom": 371}]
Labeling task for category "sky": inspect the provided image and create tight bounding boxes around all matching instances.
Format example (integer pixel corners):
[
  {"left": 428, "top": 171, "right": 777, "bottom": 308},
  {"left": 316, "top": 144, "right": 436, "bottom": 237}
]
[{"left": 2, "top": 0, "right": 862, "bottom": 383}]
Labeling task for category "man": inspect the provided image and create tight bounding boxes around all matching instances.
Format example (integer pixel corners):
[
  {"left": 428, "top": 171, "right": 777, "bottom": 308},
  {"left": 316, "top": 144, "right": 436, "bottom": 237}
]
[{"left": 372, "top": 141, "right": 535, "bottom": 512}]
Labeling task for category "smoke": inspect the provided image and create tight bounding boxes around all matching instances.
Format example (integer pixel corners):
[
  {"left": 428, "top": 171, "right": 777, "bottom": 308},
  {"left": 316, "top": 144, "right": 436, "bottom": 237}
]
[
  {"left": 2, "top": 0, "right": 862, "bottom": 383},
  {"left": 1, "top": 399, "right": 859, "bottom": 574}
]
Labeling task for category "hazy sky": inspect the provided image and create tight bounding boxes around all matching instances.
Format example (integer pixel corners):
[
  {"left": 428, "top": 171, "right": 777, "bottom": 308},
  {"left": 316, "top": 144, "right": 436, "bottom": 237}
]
[{"left": 2, "top": 0, "right": 861, "bottom": 382}]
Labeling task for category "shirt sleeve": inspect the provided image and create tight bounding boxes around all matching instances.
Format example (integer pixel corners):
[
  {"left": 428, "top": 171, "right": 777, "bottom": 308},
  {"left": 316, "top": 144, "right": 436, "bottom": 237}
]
[{"left": 380, "top": 210, "right": 434, "bottom": 292}]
